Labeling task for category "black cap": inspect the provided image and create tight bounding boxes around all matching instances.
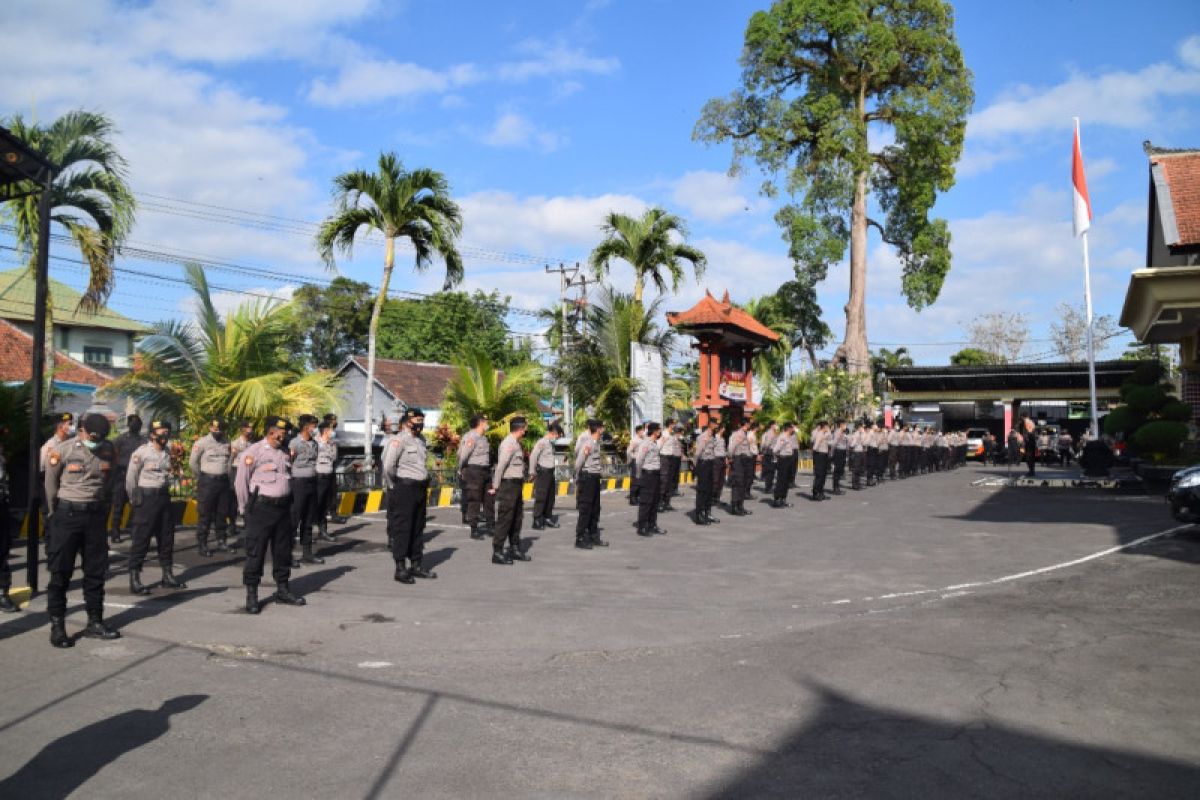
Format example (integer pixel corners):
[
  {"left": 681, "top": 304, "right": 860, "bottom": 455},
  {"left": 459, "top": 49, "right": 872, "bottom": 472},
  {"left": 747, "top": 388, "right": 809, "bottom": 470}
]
[
  {"left": 149, "top": 419, "right": 172, "bottom": 432},
  {"left": 81, "top": 413, "right": 111, "bottom": 439},
  {"left": 264, "top": 416, "right": 291, "bottom": 432}
]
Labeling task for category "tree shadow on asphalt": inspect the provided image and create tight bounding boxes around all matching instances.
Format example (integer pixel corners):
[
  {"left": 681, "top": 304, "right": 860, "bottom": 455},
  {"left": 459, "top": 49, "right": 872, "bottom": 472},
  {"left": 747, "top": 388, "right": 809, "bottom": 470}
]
[
  {"left": 939, "top": 486, "right": 1200, "bottom": 565},
  {"left": 0, "top": 694, "right": 207, "bottom": 797},
  {"left": 702, "top": 683, "right": 1200, "bottom": 798}
]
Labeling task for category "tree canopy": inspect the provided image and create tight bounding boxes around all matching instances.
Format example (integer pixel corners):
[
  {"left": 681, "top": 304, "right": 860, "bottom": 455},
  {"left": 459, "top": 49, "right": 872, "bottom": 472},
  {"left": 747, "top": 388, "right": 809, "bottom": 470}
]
[
  {"left": 378, "top": 290, "right": 528, "bottom": 369},
  {"left": 589, "top": 208, "right": 706, "bottom": 305},
  {"left": 287, "top": 278, "right": 373, "bottom": 369}
]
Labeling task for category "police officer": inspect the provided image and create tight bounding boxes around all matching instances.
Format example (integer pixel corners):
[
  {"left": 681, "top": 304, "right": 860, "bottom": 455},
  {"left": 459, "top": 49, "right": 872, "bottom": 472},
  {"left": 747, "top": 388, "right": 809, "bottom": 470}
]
[
  {"left": 491, "top": 416, "right": 531, "bottom": 564},
  {"left": 190, "top": 417, "right": 235, "bottom": 557},
  {"left": 728, "top": 419, "right": 753, "bottom": 516},
  {"left": 40, "top": 412, "right": 74, "bottom": 541},
  {"left": 712, "top": 422, "right": 728, "bottom": 511},
  {"left": 760, "top": 421, "right": 779, "bottom": 493},
  {"left": 237, "top": 416, "right": 306, "bottom": 614},
  {"left": 109, "top": 414, "right": 145, "bottom": 543},
  {"left": 383, "top": 408, "right": 436, "bottom": 583},
  {"left": 831, "top": 420, "right": 848, "bottom": 495},
  {"left": 887, "top": 424, "right": 902, "bottom": 480},
  {"left": 458, "top": 414, "right": 495, "bottom": 540},
  {"left": 314, "top": 420, "right": 338, "bottom": 542},
  {"left": 530, "top": 422, "right": 561, "bottom": 530},
  {"left": 289, "top": 414, "right": 324, "bottom": 566},
  {"left": 811, "top": 420, "right": 831, "bottom": 501},
  {"left": 770, "top": 422, "right": 798, "bottom": 508},
  {"left": 692, "top": 417, "right": 719, "bottom": 525},
  {"left": 635, "top": 422, "right": 665, "bottom": 536},
  {"left": 44, "top": 413, "right": 119, "bottom": 647},
  {"left": 0, "top": 438, "right": 17, "bottom": 613},
  {"left": 573, "top": 419, "right": 606, "bottom": 549},
  {"left": 127, "top": 420, "right": 187, "bottom": 595},
  {"left": 321, "top": 413, "right": 343, "bottom": 525},
  {"left": 627, "top": 423, "right": 644, "bottom": 506},
  {"left": 657, "top": 419, "right": 682, "bottom": 511}
]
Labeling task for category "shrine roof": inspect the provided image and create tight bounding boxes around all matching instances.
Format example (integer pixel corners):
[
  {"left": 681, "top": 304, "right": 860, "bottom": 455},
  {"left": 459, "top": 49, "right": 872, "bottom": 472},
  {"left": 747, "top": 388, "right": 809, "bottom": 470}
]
[{"left": 666, "top": 290, "right": 780, "bottom": 344}]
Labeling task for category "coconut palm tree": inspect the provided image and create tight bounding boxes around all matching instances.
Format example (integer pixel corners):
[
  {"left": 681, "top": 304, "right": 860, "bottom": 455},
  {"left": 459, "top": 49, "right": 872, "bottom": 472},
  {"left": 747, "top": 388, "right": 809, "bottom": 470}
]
[
  {"left": 588, "top": 208, "right": 706, "bottom": 305},
  {"left": 316, "top": 152, "right": 463, "bottom": 467},
  {"left": 105, "top": 264, "right": 341, "bottom": 430},
  {"left": 870, "top": 346, "right": 914, "bottom": 397},
  {"left": 440, "top": 347, "right": 544, "bottom": 445},
  {"left": 741, "top": 294, "right": 795, "bottom": 398}
]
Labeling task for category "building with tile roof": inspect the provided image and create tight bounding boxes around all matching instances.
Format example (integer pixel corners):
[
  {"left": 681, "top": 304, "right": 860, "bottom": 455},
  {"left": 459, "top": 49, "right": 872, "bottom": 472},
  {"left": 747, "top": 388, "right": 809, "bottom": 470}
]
[
  {"left": 0, "top": 317, "right": 117, "bottom": 419},
  {"left": 333, "top": 356, "right": 458, "bottom": 447}
]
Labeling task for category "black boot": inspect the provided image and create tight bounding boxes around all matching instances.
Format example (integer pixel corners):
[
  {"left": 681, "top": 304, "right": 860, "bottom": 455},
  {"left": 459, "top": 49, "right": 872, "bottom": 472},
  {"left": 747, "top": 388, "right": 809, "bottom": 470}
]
[
  {"left": 129, "top": 569, "right": 152, "bottom": 596},
  {"left": 214, "top": 531, "right": 235, "bottom": 553},
  {"left": 706, "top": 510, "right": 721, "bottom": 524},
  {"left": 531, "top": 517, "right": 545, "bottom": 530},
  {"left": 245, "top": 586, "right": 261, "bottom": 614},
  {"left": 110, "top": 528, "right": 124, "bottom": 544},
  {"left": 545, "top": 516, "right": 560, "bottom": 528},
  {"left": 492, "top": 548, "right": 513, "bottom": 564},
  {"left": 49, "top": 616, "right": 73, "bottom": 648},
  {"left": 692, "top": 509, "right": 708, "bottom": 526},
  {"left": 408, "top": 560, "right": 437, "bottom": 579},
  {"left": 160, "top": 566, "right": 187, "bottom": 589},
  {"left": 317, "top": 521, "right": 335, "bottom": 543},
  {"left": 637, "top": 524, "right": 653, "bottom": 537},
  {"left": 274, "top": 583, "right": 306, "bottom": 605},
  {"left": 469, "top": 524, "right": 485, "bottom": 541},
  {"left": 590, "top": 529, "right": 609, "bottom": 547},
  {"left": 0, "top": 590, "right": 18, "bottom": 613},
  {"left": 301, "top": 545, "right": 325, "bottom": 565},
  {"left": 650, "top": 524, "right": 667, "bottom": 535},
  {"left": 575, "top": 536, "right": 593, "bottom": 550},
  {"left": 82, "top": 615, "right": 121, "bottom": 640},
  {"left": 508, "top": 543, "right": 531, "bottom": 562},
  {"left": 197, "top": 529, "right": 213, "bottom": 558},
  {"left": 394, "top": 563, "right": 415, "bottom": 583}
]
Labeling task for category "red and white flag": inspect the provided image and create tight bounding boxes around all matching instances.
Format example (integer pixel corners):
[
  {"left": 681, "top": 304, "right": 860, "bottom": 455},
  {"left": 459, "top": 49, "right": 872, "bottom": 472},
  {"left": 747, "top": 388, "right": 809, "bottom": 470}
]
[{"left": 1072, "top": 120, "right": 1092, "bottom": 238}]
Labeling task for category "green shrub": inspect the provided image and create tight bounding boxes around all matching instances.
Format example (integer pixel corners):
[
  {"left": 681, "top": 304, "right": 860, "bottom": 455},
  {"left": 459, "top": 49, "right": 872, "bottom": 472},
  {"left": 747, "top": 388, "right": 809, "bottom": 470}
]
[
  {"left": 1132, "top": 361, "right": 1165, "bottom": 385},
  {"left": 1159, "top": 400, "right": 1194, "bottom": 423},
  {"left": 1124, "top": 385, "right": 1168, "bottom": 414},
  {"left": 1103, "top": 406, "right": 1144, "bottom": 437},
  {"left": 1131, "top": 421, "right": 1189, "bottom": 461}
]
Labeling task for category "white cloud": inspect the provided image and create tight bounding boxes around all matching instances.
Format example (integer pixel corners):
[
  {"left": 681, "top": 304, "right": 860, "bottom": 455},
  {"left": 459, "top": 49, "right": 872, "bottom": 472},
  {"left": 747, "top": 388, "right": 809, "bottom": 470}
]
[
  {"left": 496, "top": 41, "right": 620, "bottom": 82},
  {"left": 459, "top": 190, "right": 646, "bottom": 257},
  {"left": 481, "top": 112, "right": 564, "bottom": 151},
  {"left": 308, "top": 58, "right": 481, "bottom": 107},
  {"left": 671, "top": 170, "right": 767, "bottom": 223}
]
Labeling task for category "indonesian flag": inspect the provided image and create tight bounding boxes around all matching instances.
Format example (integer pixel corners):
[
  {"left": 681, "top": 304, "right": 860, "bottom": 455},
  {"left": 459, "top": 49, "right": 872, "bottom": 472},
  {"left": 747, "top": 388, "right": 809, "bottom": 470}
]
[{"left": 1072, "top": 120, "right": 1092, "bottom": 238}]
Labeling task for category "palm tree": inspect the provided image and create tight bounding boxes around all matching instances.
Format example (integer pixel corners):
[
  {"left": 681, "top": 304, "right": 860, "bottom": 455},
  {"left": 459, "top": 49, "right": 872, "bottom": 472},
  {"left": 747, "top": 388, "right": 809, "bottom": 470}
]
[
  {"left": 870, "top": 347, "right": 914, "bottom": 397},
  {"left": 105, "top": 264, "right": 341, "bottom": 430},
  {"left": 440, "top": 347, "right": 544, "bottom": 445},
  {"left": 316, "top": 153, "right": 463, "bottom": 467},
  {"left": 741, "top": 295, "right": 795, "bottom": 398},
  {"left": 588, "top": 208, "right": 706, "bottom": 305}
]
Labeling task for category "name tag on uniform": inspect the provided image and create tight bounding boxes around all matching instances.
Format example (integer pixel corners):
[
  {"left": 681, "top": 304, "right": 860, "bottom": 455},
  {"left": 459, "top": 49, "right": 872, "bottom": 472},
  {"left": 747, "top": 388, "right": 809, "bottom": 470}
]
[
  {"left": 262, "top": 463, "right": 277, "bottom": 472},
  {"left": 66, "top": 463, "right": 84, "bottom": 473}
]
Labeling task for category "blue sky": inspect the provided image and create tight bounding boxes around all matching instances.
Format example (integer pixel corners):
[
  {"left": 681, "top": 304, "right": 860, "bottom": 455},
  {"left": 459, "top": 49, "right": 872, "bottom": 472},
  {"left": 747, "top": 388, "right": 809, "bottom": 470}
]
[{"left": 3, "top": 0, "right": 1199, "bottom": 366}]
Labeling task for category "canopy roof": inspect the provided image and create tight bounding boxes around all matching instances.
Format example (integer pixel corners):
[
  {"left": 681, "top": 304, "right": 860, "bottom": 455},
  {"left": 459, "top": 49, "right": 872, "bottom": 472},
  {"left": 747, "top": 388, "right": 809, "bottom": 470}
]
[
  {"left": 666, "top": 290, "right": 780, "bottom": 347},
  {"left": 884, "top": 360, "right": 1150, "bottom": 402}
]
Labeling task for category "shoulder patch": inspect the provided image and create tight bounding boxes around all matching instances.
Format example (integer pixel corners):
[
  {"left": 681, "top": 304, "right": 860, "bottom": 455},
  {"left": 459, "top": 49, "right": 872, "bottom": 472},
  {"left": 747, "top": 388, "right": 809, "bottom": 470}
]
[
  {"left": 244, "top": 455, "right": 255, "bottom": 466},
  {"left": 49, "top": 453, "right": 60, "bottom": 467},
  {"left": 389, "top": 439, "right": 400, "bottom": 448}
]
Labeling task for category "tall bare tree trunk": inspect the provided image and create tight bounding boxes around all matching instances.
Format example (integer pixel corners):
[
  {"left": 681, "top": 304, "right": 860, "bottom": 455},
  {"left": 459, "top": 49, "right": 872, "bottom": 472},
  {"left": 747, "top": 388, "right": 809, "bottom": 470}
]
[
  {"left": 362, "top": 237, "right": 395, "bottom": 471},
  {"left": 840, "top": 167, "right": 870, "bottom": 380}
]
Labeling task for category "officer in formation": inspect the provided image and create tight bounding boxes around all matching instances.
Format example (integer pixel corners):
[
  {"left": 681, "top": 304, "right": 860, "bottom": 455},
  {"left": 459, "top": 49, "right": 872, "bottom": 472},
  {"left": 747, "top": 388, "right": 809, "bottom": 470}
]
[
  {"left": 127, "top": 420, "right": 187, "bottom": 595},
  {"left": 321, "top": 413, "right": 342, "bottom": 526},
  {"left": 289, "top": 414, "right": 324, "bottom": 566},
  {"left": 691, "top": 416, "right": 720, "bottom": 524},
  {"left": 657, "top": 420, "right": 683, "bottom": 511},
  {"left": 314, "top": 420, "right": 339, "bottom": 542},
  {"left": 44, "top": 413, "right": 120, "bottom": 647},
  {"left": 711, "top": 421, "right": 728, "bottom": 511},
  {"left": 810, "top": 421, "right": 831, "bottom": 501},
  {"left": 887, "top": 424, "right": 902, "bottom": 480},
  {"left": 382, "top": 408, "right": 437, "bottom": 583},
  {"left": 830, "top": 420, "right": 848, "bottom": 495},
  {"left": 573, "top": 419, "right": 607, "bottom": 549},
  {"left": 190, "top": 417, "right": 236, "bottom": 557},
  {"left": 109, "top": 414, "right": 145, "bottom": 543},
  {"left": 769, "top": 422, "right": 799, "bottom": 508},
  {"left": 236, "top": 416, "right": 306, "bottom": 614},
  {"left": 458, "top": 414, "right": 495, "bottom": 541},
  {"left": 0, "top": 438, "right": 17, "bottom": 613},
  {"left": 490, "top": 416, "right": 532, "bottom": 564},
  {"left": 634, "top": 421, "right": 666, "bottom": 535},
  {"left": 529, "top": 422, "right": 561, "bottom": 530},
  {"left": 40, "top": 412, "right": 75, "bottom": 536},
  {"left": 727, "top": 419, "right": 755, "bottom": 516},
  {"left": 626, "top": 423, "right": 644, "bottom": 507}
]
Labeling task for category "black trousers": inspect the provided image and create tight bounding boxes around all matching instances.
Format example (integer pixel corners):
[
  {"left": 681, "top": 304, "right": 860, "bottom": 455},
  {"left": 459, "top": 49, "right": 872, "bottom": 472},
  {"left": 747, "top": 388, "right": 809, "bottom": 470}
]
[
  {"left": 46, "top": 502, "right": 108, "bottom": 618},
  {"left": 812, "top": 451, "right": 829, "bottom": 496},
  {"left": 532, "top": 467, "right": 556, "bottom": 520},
  {"left": 315, "top": 474, "right": 337, "bottom": 524},
  {"left": 773, "top": 455, "right": 797, "bottom": 502},
  {"left": 129, "top": 489, "right": 175, "bottom": 572},
  {"left": 730, "top": 456, "right": 748, "bottom": 503},
  {"left": 637, "top": 469, "right": 660, "bottom": 529},
  {"left": 888, "top": 448, "right": 899, "bottom": 479},
  {"left": 108, "top": 468, "right": 130, "bottom": 532},
  {"left": 290, "top": 476, "right": 318, "bottom": 547},
  {"left": 494, "top": 478, "right": 524, "bottom": 549},
  {"left": 628, "top": 459, "right": 639, "bottom": 503},
  {"left": 850, "top": 451, "right": 865, "bottom": 487},
  {"left": 0, "top": 499, "right": 12, "bottom": 590},
  {"left": 575, "top": 472, "right": 602, "bottom": 538},
  {"left": 463, "top": 465, "right": 495, "bottom": 527},
  {"left": 242, "top": 499, "right": 294, "bottom": 587},
  {"left": 832, "top": 450, "right": 847, "bottom": 488},
  {"left": 387, "top": 478, "right": 428, "bottom": 564},
  {"left": 196, "top": 473, "right": 234, "bottom": 535},
  {"left": 694, "top": 459, "right": 714, "bottom": 514},
  {"left": 663, "top": 455, "right": 682, "bottom": 499},
  {"left": 712, "top": 459, "right": 726, "bottom": 504},
  {"left": 762, "top": 454, "right": 777, "bottom": 492}
]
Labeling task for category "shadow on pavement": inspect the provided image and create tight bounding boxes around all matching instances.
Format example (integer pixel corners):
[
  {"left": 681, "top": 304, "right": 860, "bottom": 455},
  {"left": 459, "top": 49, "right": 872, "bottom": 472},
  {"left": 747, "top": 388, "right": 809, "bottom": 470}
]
[
  {"left": 105, "top": 587, "right": 229, "bottom": 630},
  {"left": 421, "top": 546, "right": 457, "bottom": 571},
  {"left": 289, "top": 564, "right": 355, "bottom": 595},
  {"left": 702, "top": 684, "right": 1200, "bottom": 798},
  {"left": 0, "top": 694, "right": 207, "bottom": 797}
]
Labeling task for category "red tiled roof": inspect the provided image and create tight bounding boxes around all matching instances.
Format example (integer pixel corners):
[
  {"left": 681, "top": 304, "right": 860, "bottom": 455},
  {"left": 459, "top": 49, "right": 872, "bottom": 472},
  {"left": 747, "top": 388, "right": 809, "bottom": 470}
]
[
  {"left": 1154, "top": 150, "right": 1200, "bottom": 246},
  {"left": 0, "top": 318, "right": 112, "bottom": 386},
  {"left": 666, "top": 290, "right": 780, "bottom": 342},
  {"left": 349, "top": 356, "right": 459, "bottom": 409}
]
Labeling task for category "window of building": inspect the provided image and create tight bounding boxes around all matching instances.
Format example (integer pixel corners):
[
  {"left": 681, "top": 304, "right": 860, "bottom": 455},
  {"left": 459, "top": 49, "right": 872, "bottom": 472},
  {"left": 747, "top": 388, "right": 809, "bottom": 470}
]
[{"left": 83, "top": 346, "right": 113, "bottom": 366}]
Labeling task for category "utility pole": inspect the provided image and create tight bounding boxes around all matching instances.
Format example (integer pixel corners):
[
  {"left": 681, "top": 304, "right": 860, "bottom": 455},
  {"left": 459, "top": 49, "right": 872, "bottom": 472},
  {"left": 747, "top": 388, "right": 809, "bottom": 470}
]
[{"left": 545, "top": 263, "right": 588, "bottom": 440}]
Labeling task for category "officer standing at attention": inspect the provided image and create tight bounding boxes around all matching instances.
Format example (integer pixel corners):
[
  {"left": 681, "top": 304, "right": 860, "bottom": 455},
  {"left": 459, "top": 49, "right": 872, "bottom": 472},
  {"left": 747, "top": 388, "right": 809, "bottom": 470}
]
[
  {"left": 657, "top": 419, "right": 681, "bottom": 511},
  {"left": 635, "top": 422, "right": 666, "bottom": 536},
  {"left": 314, "top": 421, "right": 339, "bottom": 542},
  {"left": 692, "top": 417, "right": 719, "bottom": 525},
  {"left": 491, "top": 417, "right": 531, "bottom": 564},
  {"left": 383, "top": 408, "right": 437, "bottom": 583},
  {"left": 289, "top": 414, "right": 324, "bottom": 566},
  {"left": 44, "top": 413, "right": 119, "bottom": 647},
  {"left": 109, "top": 414, "right": 145, "bottom": 544},
  {"left": 711, "top": 422, "right": 728, "bottom": 512},
  {"left": 760, "top": 421, "right": 779, "bottom": 494},
  {"left": 237, "top": 416, "right": 306, "bottom": 614},
  {"left": 627, "top": 423, "right": 644, "bottom": 506},
  {"left": 888, "top": 424, "right": 902, "bottom": 480},
  {"left": 770, "top": 422, "right": 798, "bottom": 507},
  {"left": 458, "top": 415, "right": 495, "bottom": 541},
  {"left": 831, "top": 420, "right": 848, "bottom": 495},
  {"left": 40, "top": 413, "right": 75, "bottom": 537},
  {"left": 811, "top": 421, "right": 831, "bottom": 501},
  {"left": 0, "top": 439, "right": 18, "bottom": 613},
  {"left": 573, "top": 419, "right": 607, "bottom": 549},
  {"left": 727, "top": 419, "right": 753, "bottom": 516},
  {"left": 190, "top": 417, "right": 235, "bottom": 557},
  {"left": 127, "top": 420, "right": 187, "bottom": 595},
  {"left": 530, "top": 422, "right": 561, "bottom": 530},
  {"left": 321, "top": 413, "right": 342, "bottom": 525}
]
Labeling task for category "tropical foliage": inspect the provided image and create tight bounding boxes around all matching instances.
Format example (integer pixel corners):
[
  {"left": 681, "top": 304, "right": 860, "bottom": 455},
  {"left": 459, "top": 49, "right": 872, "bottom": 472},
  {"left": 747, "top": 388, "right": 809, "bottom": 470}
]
[
  {"left": 440, "top": 347, "right": 544, "bottom": 447},
  {"left": 740, "top": 294, "right": 795, "bottom": 397},
  {"left": 756, "top": 369, "right": 877, "bottom": 444},
  {"left": 105, "top": 264, "right": 341, "bottom": 431},
  {"left": 380, "top": 290, "right": 528, "bottom": 368},
  {"left": 589, "top": 208, "right": 706, "bottom": 305},
  {"left": 870, "top": 346, "right": 913, "bottom": 396}
]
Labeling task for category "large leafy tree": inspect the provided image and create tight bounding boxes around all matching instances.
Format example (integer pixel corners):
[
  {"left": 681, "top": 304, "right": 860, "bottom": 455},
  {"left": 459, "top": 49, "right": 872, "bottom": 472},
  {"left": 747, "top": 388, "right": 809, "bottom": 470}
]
[
  {"left": 775, "top": 278, "right": 833, "bottom": 371},
  {"left": 379, "top": 290, "right": 526, "bottom": 369},
  {"left": 696, "top": 0, "right": 974, "bottom": 380},
  {"left": 316, "top": 153, "right": 463, "bottom": 467},
  {"left": 589, "top": 208, "right": 706, "bottom": 305},
  {"left": 440, "top": 347, "right": 544, "bottom": 447},
  {"left": 105, "top": 264, "right": 341, "bottom": 431},
  {"left": 287, "top": 277, "right": 373, "bottom": 369}
]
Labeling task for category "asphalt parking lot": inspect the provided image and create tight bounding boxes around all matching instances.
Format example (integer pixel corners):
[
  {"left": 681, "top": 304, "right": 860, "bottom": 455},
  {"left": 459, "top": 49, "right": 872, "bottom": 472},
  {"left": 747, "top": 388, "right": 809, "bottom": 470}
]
[{"left": 2, "top": 464, "right": 1199, "bottom": 798}]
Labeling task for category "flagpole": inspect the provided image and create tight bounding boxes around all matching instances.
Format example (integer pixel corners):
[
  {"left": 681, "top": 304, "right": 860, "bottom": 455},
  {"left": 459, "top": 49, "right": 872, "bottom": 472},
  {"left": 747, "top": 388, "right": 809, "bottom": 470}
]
[{"left": 1074, "top": 116, "right": 1100, "bottom": 439}]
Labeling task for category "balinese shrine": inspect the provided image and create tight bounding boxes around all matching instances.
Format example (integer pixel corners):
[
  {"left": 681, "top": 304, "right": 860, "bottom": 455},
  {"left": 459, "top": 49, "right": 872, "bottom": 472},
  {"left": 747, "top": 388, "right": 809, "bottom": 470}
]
[{"left": 667, "top": 290, "right": 780, "bottom": 427}]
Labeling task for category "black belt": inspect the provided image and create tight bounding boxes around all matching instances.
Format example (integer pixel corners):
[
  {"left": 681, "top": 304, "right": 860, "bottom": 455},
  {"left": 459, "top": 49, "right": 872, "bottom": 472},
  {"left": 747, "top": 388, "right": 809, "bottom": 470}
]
[
  {"left": 536, "top": 466, "right": 554, "bottom": 473},
  {"left": 501, "top": 477, "right": 523, "bottom": 483},
  {"left": 257, "top": 494, "right": 292, "bottom": 507},
  {"left": 293, "top": 474, "right": 316, "bottom": 481},
  {"left": 199, "top": 472, "right": 230, "bottom": 480},
  {"left": 58, "top": 500, "right": 104, "bottom": 512},
  {"left": 396, "top": 477, "right": 428, "bottom": 486},
  {"left": 641, "top": 468, "right": 660, "bottom": 473}
]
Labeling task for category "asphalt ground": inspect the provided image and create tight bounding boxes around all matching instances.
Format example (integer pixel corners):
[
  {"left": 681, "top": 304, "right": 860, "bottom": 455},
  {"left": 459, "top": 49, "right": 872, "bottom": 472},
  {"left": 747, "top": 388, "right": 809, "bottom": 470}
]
[{"left": 2, "top": 464, "right": 1199, "bottom": 798}]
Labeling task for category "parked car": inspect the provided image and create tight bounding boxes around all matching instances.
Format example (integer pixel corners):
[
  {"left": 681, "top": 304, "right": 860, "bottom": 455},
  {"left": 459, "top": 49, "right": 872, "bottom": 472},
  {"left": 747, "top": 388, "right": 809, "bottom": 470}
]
[
  {"left": 964, "top": 428, "right": 988, "bottom": 459},
  {"left": 1167, "top": 464, "right": 1200, "bottom": 524}
]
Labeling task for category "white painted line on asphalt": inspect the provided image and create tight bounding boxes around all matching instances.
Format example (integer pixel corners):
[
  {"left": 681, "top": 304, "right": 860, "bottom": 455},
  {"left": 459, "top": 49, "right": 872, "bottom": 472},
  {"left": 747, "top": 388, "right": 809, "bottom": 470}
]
[{"left": 358, "top": 661, "right": 393, "bottom": 669}]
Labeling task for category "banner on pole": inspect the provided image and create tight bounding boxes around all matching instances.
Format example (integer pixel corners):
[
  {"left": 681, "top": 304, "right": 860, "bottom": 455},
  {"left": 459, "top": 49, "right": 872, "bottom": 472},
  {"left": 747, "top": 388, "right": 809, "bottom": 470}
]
[{"left": 630, "top": 343, "right": 664, "bottom": 426}]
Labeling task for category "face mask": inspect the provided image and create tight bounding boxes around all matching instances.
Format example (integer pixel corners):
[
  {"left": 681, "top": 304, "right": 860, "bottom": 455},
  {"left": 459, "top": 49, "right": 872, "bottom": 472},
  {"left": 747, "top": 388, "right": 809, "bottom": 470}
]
[
  {"left": 153, "top": 434, "right": 169, "bottom": 446},
  {"left": 212, "top": 431, "right": 225, "bottom": 441},
  {"left": 83, "top": 440, "right": 98, "bottom": 451},
  {"left": 328, "top": 432, "right": 337, "bottom": 441},
  {"left": 411, "top": 423, "right": 424, "bottom": 434}
]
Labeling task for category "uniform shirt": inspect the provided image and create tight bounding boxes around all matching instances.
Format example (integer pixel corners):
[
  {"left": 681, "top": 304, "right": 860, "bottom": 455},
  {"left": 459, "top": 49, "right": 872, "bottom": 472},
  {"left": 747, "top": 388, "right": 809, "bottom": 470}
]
[
  {"left": 458, "top": 430, "right": 491, "bottom": 468},
  {"left": 888, "top": 430, "right": 902, "bottom": 447},
  {"left": 729, "top": 429, "right": 753, "bottom": 457},
  {"left": 574, "top": 433, "right": 601, "bottom": 475},
  {"left": 626, "top": 434, "right": 642, "bottom": 462},
  {"left": 384, "top": 429, "right": 428, "bottom": 482},
  {"left": 235, "top": 439, "right": 293, "bottom": 511},
  {"left": 659, "top": 430, "right": 682, "bottom": 457},
  {"left": 713, "top": 434, "right": 727, "bottom": 459},
  {"left": 530, "top": 435, "right": 556, "bottom": 470},
  {"left": 230, "top": 434, "right": 252, "bottom": 478},
  {"left": 289, "top": 435, "right": 318, "bottom": 478},
  {"left": 694, "top": 430, "right": 716, "bottom": 461},
  {"left": 492, "top": 434, "right": 526, "bottom": 488},
  {"left": 748, "top": 430, "right": 759, "bottom": 455},
  {"left": 316, "top": 438, "right": 338, "bottom": 475},
  {"left": 128, "top": 443, "right": 173, "bottom": 493},
  {"left": 114, "top": 431, "right": 147, "bottom": 470},
  {"left": 190, "top": 433, "right": 232, "bottom": 477},
  {"left": 772, "top": 431, "right": 797, "bottom": 457},
  {"left": 45, "top": 437, "right": 114, "bottom": 505},
  {"left": 811, "top": 429, "right": 831, "bottom": 454},
  {"left": 761, "top": 429, "right": 778, "bottom": 456},
  {"left": 878, "top": 430, "right": 889, "bottom": 451},
  {"left": 40, "top": 434, "right": 68, "bottom": 472},
  {"left": 849, "top": 429, "right": 865, "bottom": 453},
  {"left": 833, "top": 429, "right": 849, "bottom": 451},
  {"left": 636, "top": 436, "right": 662, "bottom": 472}
]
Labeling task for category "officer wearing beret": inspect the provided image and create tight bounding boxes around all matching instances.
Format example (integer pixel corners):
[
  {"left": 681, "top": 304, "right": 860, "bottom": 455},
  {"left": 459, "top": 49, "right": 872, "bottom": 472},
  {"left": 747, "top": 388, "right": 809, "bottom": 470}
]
[
  {"left": 635, "top": 422, "right": 666, "bottom": 535},
  {"left": 320, "top": 413, "right": 344, "bottom": 526},
  {"left": 127, "top": 420, "right": 187, "bottom": 595},
  {"left": 382, "top": 408, "right": 436, "bottom": 583},
  {"left": 40, "top": 412, "right": 75, "bottom": 537},
  {"left": 236, "top": 416, "right": 306, "bottom": 614},
  {"left": 44, "top": 413, "right": 119, "bottom": 647},
  {"left": 190, "top": 417, "right": 236, "bottom": 557}
]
